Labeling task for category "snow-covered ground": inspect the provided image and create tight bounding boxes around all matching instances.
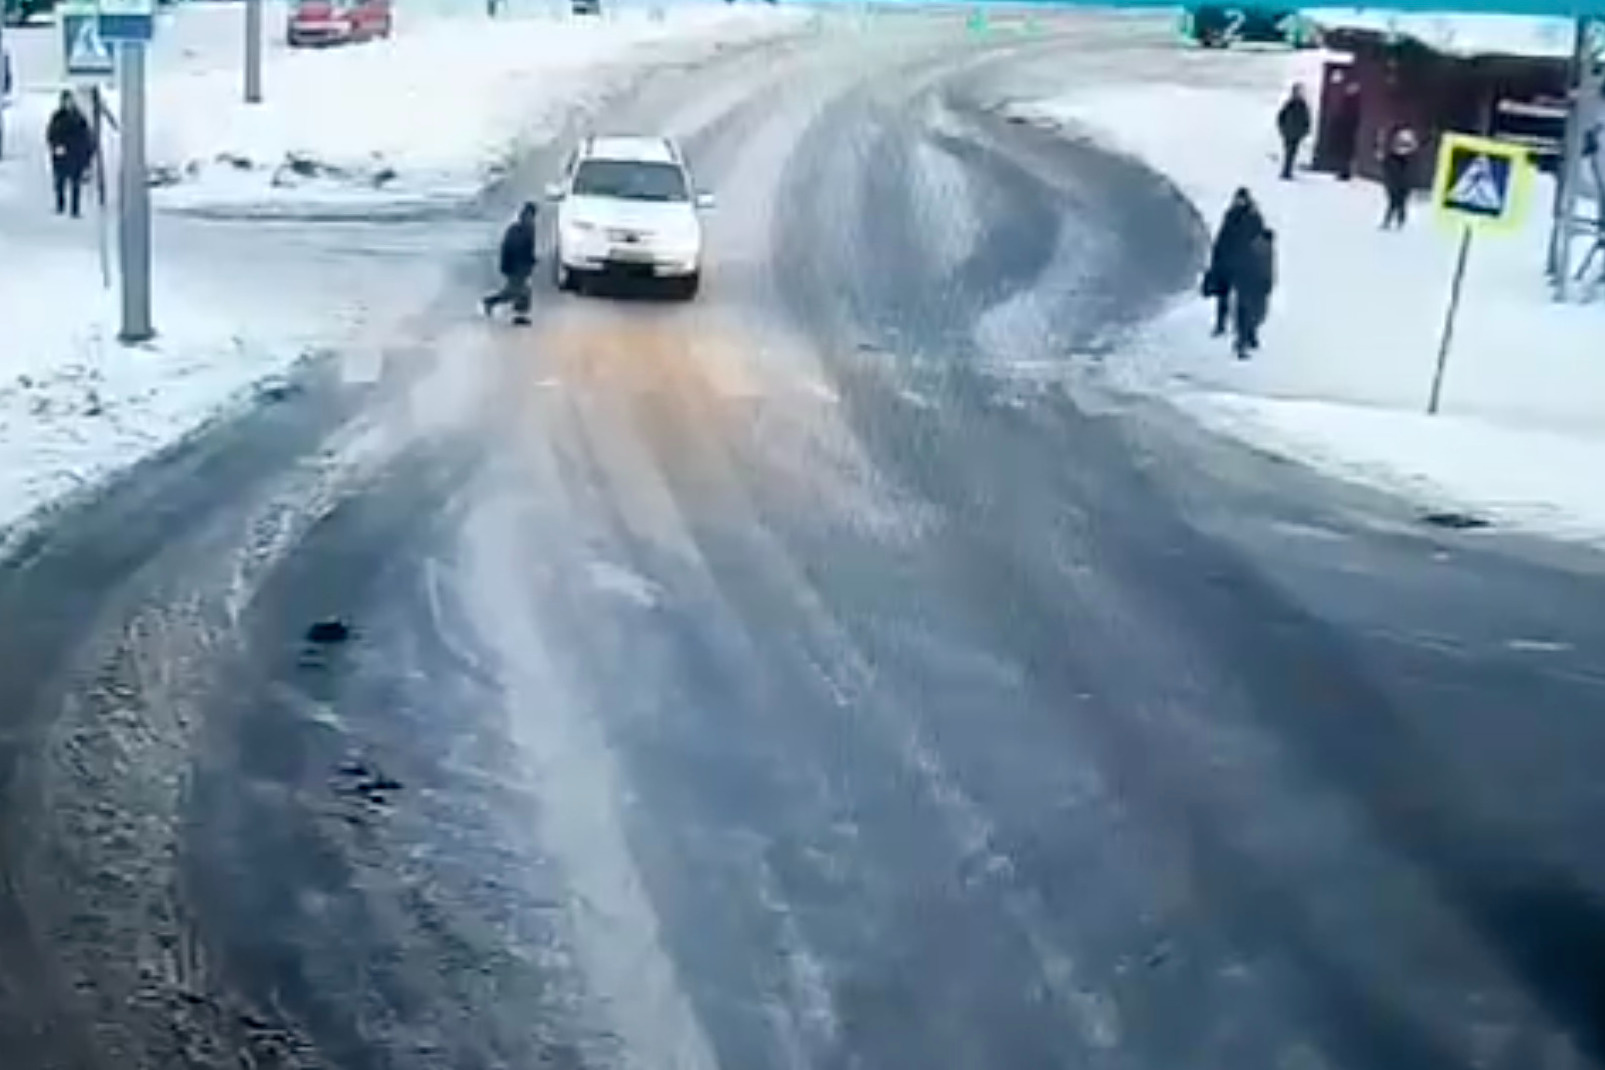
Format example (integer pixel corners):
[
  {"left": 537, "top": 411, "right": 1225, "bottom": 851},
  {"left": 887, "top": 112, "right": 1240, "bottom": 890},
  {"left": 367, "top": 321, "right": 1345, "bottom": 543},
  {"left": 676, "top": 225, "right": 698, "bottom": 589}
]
[
  {"left": 0, "top": 0, "right": 805, "bottom": 540},
  {"left": 1008, "top": 42, "right": 1605, "bottom": 549}
]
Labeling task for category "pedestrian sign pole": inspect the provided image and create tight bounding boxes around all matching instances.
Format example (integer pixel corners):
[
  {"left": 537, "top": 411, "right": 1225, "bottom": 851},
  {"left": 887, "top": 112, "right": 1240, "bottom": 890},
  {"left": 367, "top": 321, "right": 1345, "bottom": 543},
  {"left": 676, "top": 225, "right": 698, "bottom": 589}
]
[
  {"left": 116, "top": 38, "right": 153, "bottom": 343},
  {"left": 65, "top": 0, "right": 156, "bottom": 341},
  {"left": 1426, "top": 133, "right": 1530, "bottom": 415}
]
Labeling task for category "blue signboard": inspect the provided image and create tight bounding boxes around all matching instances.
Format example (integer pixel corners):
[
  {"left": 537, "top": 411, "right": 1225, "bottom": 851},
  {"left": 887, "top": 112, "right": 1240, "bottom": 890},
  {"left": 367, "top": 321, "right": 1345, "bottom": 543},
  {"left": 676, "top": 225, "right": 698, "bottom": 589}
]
[{"left": 97, "top": 0, "right": 154, "bottom": 42}]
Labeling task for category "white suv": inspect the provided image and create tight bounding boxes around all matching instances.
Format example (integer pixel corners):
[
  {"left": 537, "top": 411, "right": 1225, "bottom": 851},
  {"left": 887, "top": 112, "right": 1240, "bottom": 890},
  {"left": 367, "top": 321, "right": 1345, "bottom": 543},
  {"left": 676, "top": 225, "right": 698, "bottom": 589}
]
[{"left": 546, "top": 135, "right": 714, "bottom": 300}]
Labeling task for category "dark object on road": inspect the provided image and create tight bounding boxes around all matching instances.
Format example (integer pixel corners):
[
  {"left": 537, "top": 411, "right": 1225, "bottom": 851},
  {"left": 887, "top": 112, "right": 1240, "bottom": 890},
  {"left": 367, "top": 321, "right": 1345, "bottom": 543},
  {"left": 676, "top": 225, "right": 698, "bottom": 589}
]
[
  {"left": 484, "top": 202, "right": 538, "bottom": 320},
  {"left": 1422, "top": 511, "right": 1491, "bottom": 530},
  {"left": 332, "top": 758, "right": 403, "bottom": 805},
  {"left": 572, "top": 0, "right": 600, "bottom": 13},
  {"left": 1186, "top": 5, "right": 1318, "bottom": 48},
  {"left": 1204, "top": 187, "right": 1265, "bottom": 337},
  {"left": 1233, "top": 227, "right": 1275, "bottom": 359},
  {"left": 1276, "top": 84, "right": 1311, "bottom": 180},
  {"left": 306, "top": 618, "right": 352, "bottom": 644},
  {"left": 1380, "top": 126, "right": 1420, "bottom": 230},
  {"left": 46, "top": 91, "right": 94, "bottom": 219}
]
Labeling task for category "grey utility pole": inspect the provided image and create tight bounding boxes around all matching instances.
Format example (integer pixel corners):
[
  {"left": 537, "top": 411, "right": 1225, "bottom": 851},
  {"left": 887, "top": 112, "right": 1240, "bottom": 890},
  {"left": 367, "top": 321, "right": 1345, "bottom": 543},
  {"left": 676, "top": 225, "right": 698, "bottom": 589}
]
[
  {"left": 117, "top": 40, "right": 154, "bottom": 342},
  {"left": 1552, "top": 16, "right": 1602, "bottom": 298},
  {"left": 245, "top": 0, "right": 262, "bottom": 103}
]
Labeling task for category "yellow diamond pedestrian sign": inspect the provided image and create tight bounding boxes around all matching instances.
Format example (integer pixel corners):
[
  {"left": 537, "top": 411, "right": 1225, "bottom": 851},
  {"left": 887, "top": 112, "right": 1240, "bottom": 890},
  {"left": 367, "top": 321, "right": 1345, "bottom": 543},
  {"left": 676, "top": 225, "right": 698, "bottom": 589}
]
[{"left": 1432, "top": 133, "right": 1530, "bottom": 232}]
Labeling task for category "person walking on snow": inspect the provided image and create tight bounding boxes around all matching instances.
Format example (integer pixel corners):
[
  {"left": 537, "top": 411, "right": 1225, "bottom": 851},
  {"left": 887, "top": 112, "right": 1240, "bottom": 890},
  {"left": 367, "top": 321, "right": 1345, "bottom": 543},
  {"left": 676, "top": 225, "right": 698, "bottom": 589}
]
[
  {"left": 1203, "top": 187, "right": 1265, "bottom": 338},
  {"left": 1233, "top": 227, "right": 1275, "bottom": 360},
  {"left": 1380, "top": 125, "right": 1420, "bottom": 229},
  {"left": 483, "top": 202, "right": 538, "bottom": 324},
  {"left": 46, "top": 90, "right": 94, "bottom": 218},
  {"left": 1276, "top": 84, "right": 1312, "bottom": 180}
]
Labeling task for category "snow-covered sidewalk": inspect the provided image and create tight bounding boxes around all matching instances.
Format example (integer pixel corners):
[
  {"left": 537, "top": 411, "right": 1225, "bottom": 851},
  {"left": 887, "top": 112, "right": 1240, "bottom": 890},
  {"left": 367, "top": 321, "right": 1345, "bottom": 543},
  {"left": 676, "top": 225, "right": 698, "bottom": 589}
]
[
  {"left": 0, "top": 0, "right": 806, "bottom": 541},
  {"left": 1008, "top": 39, "right": 1605, "bottom": 548}
]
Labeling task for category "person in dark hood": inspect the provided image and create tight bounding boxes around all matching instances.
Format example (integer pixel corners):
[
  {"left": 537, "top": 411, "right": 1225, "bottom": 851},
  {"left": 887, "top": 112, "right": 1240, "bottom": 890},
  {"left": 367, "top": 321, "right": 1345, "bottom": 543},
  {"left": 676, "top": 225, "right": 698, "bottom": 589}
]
[
  {"left": 46, "top": 90, "right": 95, "bottom": 218},
  {"left": 1276, "top": 84, "right": 1311, "bottom": 181},
  {"left": 1379, "top": 125, "right": 1420, "bottom": 229},
  {"left": 1203, "top": 187, "right": 1265, "bottom": 337},
  {"left": 1329, "top": 82, "right": 1362, "bottom": 181},
  {"left": 1233, "top": 227, "right": 1276, "bottom": 359},
  {"left": 482, "top": 201, "right": 538, "bottom": 323}
]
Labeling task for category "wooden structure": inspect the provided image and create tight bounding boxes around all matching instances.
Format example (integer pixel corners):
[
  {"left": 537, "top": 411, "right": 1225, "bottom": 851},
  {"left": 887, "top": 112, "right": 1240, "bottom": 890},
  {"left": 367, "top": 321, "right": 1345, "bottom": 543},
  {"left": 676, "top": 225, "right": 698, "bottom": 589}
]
[{"left": 1311, "top": 19, "right": 1572, "bottom": 188}]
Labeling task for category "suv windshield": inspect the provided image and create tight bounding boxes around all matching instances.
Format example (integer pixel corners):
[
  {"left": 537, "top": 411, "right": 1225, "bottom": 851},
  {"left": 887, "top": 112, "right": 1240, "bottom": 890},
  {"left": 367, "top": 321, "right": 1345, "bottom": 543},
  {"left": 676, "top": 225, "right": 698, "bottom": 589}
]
[{"left": 572, "top": 159, "right": 688, "bottom": 203}]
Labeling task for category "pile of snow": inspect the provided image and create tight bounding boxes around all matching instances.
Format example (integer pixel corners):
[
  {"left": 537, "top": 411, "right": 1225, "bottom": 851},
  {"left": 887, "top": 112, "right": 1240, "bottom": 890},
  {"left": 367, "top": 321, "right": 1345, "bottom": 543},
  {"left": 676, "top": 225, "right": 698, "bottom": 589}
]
[
  {"left": 146, "top": 5, "right": 809, "bottom": 213},
  {"left": 1304, "top": 8, "right": 1575, "bottom": 59},
  {"left": 0, "top": 248, "right": 340, "bottom": 537},
  {"left": 1009, "top": 50, "right": 1605, "bottom": 548}
]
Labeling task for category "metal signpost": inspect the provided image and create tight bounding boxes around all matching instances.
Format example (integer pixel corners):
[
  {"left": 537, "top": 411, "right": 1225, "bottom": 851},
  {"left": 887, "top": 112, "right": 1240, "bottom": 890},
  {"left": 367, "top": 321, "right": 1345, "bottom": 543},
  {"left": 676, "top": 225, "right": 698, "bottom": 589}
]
[
  {"left": 246, "top": 0, "right": 263, "bottom": 103},
  {"left": 95, "top": 0, "right": 157, "bottom": 342},
  {"left": 1427, "top": 132, "right": 1531, "bottom": 415}
]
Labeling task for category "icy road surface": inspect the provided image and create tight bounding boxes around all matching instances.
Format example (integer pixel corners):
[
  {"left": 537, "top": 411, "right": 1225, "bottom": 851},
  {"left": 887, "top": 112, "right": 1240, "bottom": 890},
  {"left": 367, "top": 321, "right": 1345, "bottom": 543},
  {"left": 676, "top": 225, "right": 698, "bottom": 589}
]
[{"left": 2, "top": 13, "right": 1604, "bottom": 1070}]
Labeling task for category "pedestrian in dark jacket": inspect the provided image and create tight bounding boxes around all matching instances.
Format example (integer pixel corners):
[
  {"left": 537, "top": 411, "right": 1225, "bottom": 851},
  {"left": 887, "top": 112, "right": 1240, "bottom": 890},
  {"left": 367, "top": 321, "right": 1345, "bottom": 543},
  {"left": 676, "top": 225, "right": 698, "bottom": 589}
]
[
  {"left": 46, "top": 90, "right": 94, "bottom": 218},
  {"left": 1276, "top": 84, "right": 1311, "bottom": 180},
  {"left": 1204, "top": 187, "right": 1265, "bottom": 337},
  {"left": 1329, "top": 83, "right": 1362, "bottom": 181},
  {"left": 1379, "top": 125, "right": 1419, "bottom": 229},
  {"left": 1233, "top": 227, "right": 1275, "bottom": 359},
  {"left": 483, "top": 201, "right": 538, "bottom": 321}
]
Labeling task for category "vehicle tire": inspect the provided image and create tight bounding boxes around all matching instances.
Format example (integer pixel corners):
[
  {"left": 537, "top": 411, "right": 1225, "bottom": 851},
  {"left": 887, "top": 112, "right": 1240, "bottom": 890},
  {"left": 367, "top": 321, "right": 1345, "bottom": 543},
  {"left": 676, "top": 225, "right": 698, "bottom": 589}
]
[
  {"left": 674, "top": 272, "right": 700, "bottom": 301},
  {"left": 553, "top": 255, "right": 576, "bottom": 293}
]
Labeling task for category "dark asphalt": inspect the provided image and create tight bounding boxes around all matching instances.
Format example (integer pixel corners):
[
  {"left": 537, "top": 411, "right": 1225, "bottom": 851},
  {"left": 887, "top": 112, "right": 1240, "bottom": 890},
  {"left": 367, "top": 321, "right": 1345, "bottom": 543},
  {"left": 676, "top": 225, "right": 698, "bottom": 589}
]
[{"left": 2, "top": 13, "right": 1604, "bottom": 1070}]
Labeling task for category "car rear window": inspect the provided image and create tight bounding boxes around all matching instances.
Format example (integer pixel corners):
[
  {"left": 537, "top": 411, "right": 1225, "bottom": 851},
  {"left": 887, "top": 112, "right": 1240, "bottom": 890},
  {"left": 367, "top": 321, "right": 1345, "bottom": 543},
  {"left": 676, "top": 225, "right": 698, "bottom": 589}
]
[{"left": 572, "top": 159, "right": 688, "bottom": 203}]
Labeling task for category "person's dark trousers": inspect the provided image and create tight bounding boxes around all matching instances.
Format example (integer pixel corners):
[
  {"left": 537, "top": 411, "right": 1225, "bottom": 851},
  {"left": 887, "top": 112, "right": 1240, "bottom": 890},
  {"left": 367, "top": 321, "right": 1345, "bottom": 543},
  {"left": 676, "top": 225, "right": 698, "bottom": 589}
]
[
  {"left": 1280, "top": 137, "right": 1302, "bottom": 180},
  {"left": 53, "top": 164, "right": 84, "bottom": 217},
  {"left": 1213, "top": 285, "right": 1233, "bottom": 335},
  {"left": 1234, "top": 292, "right": 1265, "bottom": 358},
  {"left": 1382, "top": 185, "right": 1408, "bottom": 229},
  {"left": 484, "top": 272, "right": 532, "bottom": 315}
]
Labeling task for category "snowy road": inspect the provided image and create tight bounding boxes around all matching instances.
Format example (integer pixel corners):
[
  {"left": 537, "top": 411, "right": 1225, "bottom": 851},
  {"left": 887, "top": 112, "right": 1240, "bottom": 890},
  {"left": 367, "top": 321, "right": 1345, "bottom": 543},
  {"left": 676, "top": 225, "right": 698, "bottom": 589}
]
[{"left": 3, "top": 13, "right": 1605, "bottom": 1070}]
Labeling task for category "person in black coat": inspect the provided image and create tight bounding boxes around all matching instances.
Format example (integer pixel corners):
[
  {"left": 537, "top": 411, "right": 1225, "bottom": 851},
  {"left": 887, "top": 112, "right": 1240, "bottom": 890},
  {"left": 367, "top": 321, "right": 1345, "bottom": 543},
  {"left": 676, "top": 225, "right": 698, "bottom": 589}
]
[
  {"left": 1233, "top": 227, "right": 1275, "bottom": 359},
  {"left": 1379, "top": 125, "right": 1420, "bottom": 229},
  {"left": 46, "top": 90, "right": 95, "bottom": 218},
  {"left": 1204, "top": 187, "right": 1265, "bottom": 337},
  {"left": 1329, "top": 82, "right": 1362, "bottom": 181},
  {"left": 483, "top": 201, "right": 538, "bottom": 322},
  {"left": 1276, "top": 84, "right": 1311, "bottom": 181}
]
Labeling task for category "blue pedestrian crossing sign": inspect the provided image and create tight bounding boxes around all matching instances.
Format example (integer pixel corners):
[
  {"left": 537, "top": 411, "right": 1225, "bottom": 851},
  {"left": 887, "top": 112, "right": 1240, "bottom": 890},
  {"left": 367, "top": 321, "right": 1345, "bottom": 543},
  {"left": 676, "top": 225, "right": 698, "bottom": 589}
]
[
  {"left": 1431, "top": 132, "right": 1530, "bottom": 232},
  {"left": 61, "top": 3, "right": 114, "bottom": 80}
]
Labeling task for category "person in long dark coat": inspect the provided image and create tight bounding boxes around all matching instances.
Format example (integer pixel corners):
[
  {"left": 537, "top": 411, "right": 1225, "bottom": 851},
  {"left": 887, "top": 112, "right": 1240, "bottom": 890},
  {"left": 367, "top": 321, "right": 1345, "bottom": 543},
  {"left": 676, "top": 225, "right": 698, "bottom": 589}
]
[
  {"left": 1234, "top": 227, "right": 1276, "bottom": 359},
  {"left": 1380, "top": 125, "right": 1420, "bottom": 229},
  {"left": 1276, "top": 84, "right": 1312, "bottom": 180},
  {"left": 45, "top": 90, "right": 94, "bottom": 218},
  {"left": 482, "top": 202, "right": 538, "bottom": 322},
  {"left": 1329, "top": 83, "right": 1362, "bottom": 181},
  {"left": 1205, "top": 187, "right": 1265, "bottom": 337}
]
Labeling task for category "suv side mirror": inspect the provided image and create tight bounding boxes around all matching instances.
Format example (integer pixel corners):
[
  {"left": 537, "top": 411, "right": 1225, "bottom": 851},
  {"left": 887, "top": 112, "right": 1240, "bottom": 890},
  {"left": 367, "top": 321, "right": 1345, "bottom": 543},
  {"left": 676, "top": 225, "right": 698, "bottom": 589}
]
[
  {"left": 544, "top": 182, "right": 565, "bottom": 202},
  {"left": 695, "top": 191, "right": 716, "bottom": 210}
]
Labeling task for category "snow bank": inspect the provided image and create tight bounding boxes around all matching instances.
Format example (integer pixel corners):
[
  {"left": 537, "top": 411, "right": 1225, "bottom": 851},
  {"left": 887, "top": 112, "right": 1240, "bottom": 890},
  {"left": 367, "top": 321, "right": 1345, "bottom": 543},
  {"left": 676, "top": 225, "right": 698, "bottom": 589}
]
[
  {"left": 1009, "top": 52, "right": 1605, "bottom": 547},
  {"left": 147, "top": 5, "right": 809, "bottom": 213},
  {"left": 0, "top": 249, "right": 334, "bottom": 537}
]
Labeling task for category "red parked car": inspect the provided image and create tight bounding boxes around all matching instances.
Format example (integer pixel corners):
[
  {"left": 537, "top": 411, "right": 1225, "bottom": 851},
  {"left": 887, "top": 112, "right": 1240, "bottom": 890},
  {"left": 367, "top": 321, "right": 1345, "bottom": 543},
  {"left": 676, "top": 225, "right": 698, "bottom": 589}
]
[{"left": 287, "top": 0, "right": 393, "bottom": 48}]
